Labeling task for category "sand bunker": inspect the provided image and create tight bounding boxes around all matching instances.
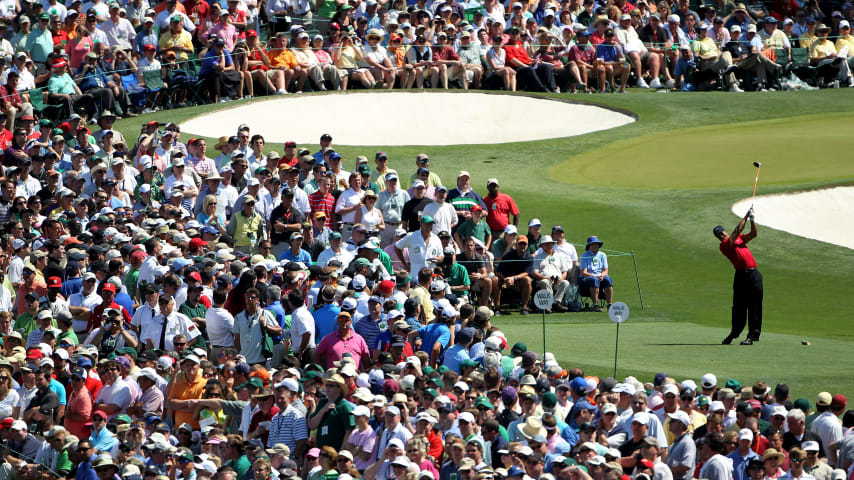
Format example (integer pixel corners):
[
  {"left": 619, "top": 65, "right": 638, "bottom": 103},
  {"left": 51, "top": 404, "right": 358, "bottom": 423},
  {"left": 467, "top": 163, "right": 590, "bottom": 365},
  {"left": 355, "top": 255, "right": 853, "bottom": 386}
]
[
  {"left": 732, "top": 186, "right": 854, "bottom": 249},
  {"left": 180, "top": 91, "right": 635, "bottom": 146}
]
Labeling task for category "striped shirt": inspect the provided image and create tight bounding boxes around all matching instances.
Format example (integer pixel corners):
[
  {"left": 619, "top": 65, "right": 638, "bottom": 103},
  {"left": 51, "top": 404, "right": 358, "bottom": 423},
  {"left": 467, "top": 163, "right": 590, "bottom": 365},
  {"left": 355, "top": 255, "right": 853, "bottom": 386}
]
[
  {"left": 309, "top": 191, "right": 335, "bottom": 228},
  {"left": 267, "top": 404, "right": 309, "bottom": 451},
  {"left": 186, "top": 155, "right": 217, "bottom": 177},
  {"left": 354, "top": 316, "right": 386, "bottom": 354}
]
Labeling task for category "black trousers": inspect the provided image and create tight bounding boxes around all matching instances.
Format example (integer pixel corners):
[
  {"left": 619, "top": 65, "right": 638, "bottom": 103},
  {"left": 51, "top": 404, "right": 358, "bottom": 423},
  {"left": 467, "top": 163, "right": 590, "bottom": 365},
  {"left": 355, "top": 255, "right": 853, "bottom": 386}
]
[
  {"left": 730, "top": 268, "right": 763, "bottom": 340},
  {"left": 517, "top": 63, "right": 556, "bottom": 92}
]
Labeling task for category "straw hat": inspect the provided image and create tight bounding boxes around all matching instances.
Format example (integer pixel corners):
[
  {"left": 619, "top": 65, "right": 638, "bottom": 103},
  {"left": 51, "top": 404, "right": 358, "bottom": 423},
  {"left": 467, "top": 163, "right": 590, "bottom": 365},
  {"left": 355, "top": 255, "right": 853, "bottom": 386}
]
[
  {"left": 213, "top": 136, "right": 231, "bottom": 150},
  {"left": 518, "top": 417, "right": 547, "bottom": 439}
]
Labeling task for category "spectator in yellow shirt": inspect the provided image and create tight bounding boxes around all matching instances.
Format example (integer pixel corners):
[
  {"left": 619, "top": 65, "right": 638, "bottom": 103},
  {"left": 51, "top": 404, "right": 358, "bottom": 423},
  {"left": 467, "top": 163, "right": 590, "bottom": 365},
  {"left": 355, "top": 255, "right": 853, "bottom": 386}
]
[
  {"left": 267, "top": 32, "right": 308, "bottom": 91},
  {"left": 809, "top": 23, "right": 853, "bottom": 84},
  {"left": 759, "top": 17, "right": 791, "bottom": 63},
  {"left": 159, "top": 16, "right": 194, "bottom": 61},
  {"left": 835, "top": 20, "right": 854, "bottom": 69},
  {"left": 799, "top": 18, "right": 818, "bottom": 50},
  {"left": 692, "top": 23, "right": 743, "bottom": 91}
]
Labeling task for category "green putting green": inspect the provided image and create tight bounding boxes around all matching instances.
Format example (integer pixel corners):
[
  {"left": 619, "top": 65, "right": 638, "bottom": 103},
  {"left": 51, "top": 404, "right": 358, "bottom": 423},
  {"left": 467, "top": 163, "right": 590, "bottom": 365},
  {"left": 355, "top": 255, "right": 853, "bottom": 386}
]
[
  {"left": 114, "top": 90, "right": 854, "bottom": 401},
  {"left": 551, "top": 111, "right": 854, "bottom": 188}
]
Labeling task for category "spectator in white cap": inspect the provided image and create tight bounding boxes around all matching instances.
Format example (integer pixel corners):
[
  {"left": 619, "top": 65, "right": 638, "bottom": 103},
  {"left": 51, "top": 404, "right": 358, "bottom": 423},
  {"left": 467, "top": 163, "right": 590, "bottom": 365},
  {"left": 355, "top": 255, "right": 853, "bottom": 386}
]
[
  {"left": 375, "top": 401, "right": 413, "bottom": 457},
  {"left": 655, "top": 383, "right": 681, "bottom": 424},
  {"left": 6, "top": 419, "right": 41, "bottom": 468},
  {"left": 532, "top": 234, "right": 572, "bottom": 314},
  {"left": 667, "top": 410, "right": 696, "bottom": 480},
  {"left": 342, "top": 405, "right": 376, "bottom": 471},
  {"left": 364, "top": 437, "right": 408, "bottom": 480},
  {"left": 701, "top": 374, "right": 718, "bottom": 396},
  {"left": 800, "top": 441, "right": 831, "bottom": 480},
  {"left": 421, "top": 185, "right": 457, "bottom": 235},
  {"left": 483, "top": 177, "right": 519, "bottom": 240},
  {"left": 728, "top": 428, "right": 760, "bottom": 480}
]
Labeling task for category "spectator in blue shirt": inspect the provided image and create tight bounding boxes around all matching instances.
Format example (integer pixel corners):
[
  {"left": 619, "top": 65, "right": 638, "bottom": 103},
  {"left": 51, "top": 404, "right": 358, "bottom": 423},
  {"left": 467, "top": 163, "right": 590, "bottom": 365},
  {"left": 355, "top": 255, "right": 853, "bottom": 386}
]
[
  {"left": 728, "top": 428, "right": 760, "bottom": 480},
  {"left": 595, "top": 30, "right": 630, "bottom": 93},
  {"left": 417, "top": 305, "right": 455, "bottom": 366},
  {"left": 198, "top": 36, "right": 235, "bottom": 103},
  {"left": 277, "top": 234, "right": 312, "bottom": 263},
  {"left": 579, "top": 236, "right": 612, "bottom": 311},
  {"left": 312, "top": 288, "right": 341, "bottom": 340},
  {"left": 442, "top": 326, "right": 474, "bottom": 373},
  {"left": 73, "top": 52, "right": 133, "bottom": 118}
]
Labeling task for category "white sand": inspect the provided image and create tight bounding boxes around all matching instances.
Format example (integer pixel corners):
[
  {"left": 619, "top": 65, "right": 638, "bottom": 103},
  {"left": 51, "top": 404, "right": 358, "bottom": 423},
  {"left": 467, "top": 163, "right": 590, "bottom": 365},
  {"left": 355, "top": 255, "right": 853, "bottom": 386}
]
[
  {"left": 732, "top": 187, "right": 854, "bottom": 250},
  {"left": 180, "top": 91, "right": 635, "bottom": 146}
]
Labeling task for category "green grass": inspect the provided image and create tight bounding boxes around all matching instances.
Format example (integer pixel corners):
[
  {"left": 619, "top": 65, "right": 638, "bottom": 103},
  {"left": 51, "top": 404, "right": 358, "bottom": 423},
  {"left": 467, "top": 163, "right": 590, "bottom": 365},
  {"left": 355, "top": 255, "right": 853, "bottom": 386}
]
[
  {"left": 113, "top": 89, "right": 854, "bottom": 402},
  {"left": 554, "top": 111, "right": 854, "bottom": 188}
]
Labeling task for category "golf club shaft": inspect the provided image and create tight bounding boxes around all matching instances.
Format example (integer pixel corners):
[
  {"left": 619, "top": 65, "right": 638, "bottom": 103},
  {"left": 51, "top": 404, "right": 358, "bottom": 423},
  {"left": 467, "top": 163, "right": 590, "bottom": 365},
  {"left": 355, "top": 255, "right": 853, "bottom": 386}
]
[{"left": 751, "top": 166, "right": 761, "bottom": 207}]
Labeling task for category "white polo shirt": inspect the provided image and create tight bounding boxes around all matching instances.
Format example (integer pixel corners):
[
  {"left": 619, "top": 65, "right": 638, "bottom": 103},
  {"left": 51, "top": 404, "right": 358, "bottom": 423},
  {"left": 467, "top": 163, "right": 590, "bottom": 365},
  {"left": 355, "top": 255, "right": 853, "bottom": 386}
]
[{"left": 395, "top": 230, "right": 443, "bottom": 275}]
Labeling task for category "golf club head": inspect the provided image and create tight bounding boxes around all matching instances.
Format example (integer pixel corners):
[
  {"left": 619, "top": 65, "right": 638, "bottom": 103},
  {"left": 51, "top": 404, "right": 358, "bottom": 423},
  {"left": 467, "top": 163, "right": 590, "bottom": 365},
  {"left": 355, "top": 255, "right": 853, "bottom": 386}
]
[{"left": 753, "top": 162, "right": 762, "bottom": 168}]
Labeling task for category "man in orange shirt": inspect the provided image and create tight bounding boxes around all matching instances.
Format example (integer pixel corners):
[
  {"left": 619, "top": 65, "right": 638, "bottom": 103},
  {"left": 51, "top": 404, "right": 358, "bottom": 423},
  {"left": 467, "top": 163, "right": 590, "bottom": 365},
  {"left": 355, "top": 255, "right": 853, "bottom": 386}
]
[
  {"left": 167, "top": 354, "right": 207, "bottom": 429},
  {"left": 267, "top": 32, "right": 307, "bottom": 91}
]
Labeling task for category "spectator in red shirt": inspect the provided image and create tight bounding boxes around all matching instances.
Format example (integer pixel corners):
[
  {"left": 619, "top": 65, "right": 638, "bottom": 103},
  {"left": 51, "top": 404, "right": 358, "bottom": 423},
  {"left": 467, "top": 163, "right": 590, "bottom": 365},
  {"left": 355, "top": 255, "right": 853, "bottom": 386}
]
[
  {"left": 483, "top": 177, "right": 519, "bottom": 239},
  {"left": 0, "top": 72, "right": 31, "bottom": 132},
  {"left": 50, "top": 16, "right": 68, "bottom": 46},
  {"left": 432, "top": 32, "right": 466, "bottom": 89},
  {"left": 309, "top": 175, "right": 336, "bottom": 228},
  {"left": 183, "top": 0, "right": 210, "bottom": 28},
  {"left": 503, "top": 27, "right": 557, "bottom": 92},
  {"left": 247, "top": 388, "right": 279, "bottom": 445},
  {"left": 88, "top": 282, "right": 133, "bottom": 331}
]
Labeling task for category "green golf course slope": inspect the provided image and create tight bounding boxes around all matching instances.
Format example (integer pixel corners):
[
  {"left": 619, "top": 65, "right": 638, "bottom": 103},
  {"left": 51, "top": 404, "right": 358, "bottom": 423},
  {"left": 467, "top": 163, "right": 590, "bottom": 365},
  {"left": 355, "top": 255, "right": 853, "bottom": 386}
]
[{"left": 115, "top": 89, "right": 854, "bottom": 401}]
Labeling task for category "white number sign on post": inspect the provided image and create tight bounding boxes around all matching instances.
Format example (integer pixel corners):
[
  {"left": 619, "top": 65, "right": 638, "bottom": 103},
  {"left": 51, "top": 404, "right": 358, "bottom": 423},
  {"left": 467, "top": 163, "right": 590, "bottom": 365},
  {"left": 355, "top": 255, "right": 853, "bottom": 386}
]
[{"left": 608, "top": 302, "right": 630, "bottom": 377}]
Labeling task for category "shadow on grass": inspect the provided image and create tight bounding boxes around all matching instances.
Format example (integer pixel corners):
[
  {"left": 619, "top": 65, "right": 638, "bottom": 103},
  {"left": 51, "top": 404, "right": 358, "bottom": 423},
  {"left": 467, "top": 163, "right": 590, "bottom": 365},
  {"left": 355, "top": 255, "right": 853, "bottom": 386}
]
[{"left": 646, "top": 343, "right": 726, "bottom": 346}]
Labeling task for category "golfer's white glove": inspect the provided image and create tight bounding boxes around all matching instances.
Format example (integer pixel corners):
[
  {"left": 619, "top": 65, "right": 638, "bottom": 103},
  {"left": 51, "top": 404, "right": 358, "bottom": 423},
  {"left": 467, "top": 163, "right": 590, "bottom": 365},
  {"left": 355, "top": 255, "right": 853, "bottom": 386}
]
[{"left": 749, "top": 213, "right": 755, "bottom": 222}]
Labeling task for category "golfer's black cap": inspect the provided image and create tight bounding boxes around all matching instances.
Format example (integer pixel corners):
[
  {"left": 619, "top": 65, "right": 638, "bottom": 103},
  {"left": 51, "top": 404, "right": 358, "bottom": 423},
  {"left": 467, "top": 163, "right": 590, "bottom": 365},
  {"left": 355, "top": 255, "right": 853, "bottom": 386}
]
[{"left": 713, "top": 225, "right": 725, "bottom": 237}]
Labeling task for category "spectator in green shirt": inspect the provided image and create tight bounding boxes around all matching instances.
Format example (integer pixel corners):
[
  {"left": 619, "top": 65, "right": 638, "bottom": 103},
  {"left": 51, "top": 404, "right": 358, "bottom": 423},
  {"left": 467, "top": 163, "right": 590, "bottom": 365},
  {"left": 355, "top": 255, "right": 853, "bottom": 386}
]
[
  {"left": 46, "top": 60, "right": 98, "bottom": 120},
  {"left": 25, "top": 13, "right": 55, "bottom": 65},
  {"left": 441, "top": 248, "right": 472, "bottom": 297},
  {"left": 454, "top": 205, "right": 492, "bottom": 251},
  {"left": 223, "top": 434, "right": 252, "bottom": 478},
  {"left": 308, "top": 374, "right": 354, "bottom": 450}
]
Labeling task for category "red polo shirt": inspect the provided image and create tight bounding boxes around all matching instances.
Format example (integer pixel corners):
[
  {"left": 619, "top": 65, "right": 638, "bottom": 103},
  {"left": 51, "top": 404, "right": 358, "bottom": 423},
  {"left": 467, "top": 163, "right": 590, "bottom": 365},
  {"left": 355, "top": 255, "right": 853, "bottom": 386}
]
[
  {"left": 483, "top": 192, "right": 520, "bottom": 232},
  {"left": 87, "top": 301, "right": 133, "bottom": 331},
  {"left": 719, "top": 234, "right": 757, "bottom": 270},
  {"left": 504, "top": 42, "right": 532, "bottom": 66}
]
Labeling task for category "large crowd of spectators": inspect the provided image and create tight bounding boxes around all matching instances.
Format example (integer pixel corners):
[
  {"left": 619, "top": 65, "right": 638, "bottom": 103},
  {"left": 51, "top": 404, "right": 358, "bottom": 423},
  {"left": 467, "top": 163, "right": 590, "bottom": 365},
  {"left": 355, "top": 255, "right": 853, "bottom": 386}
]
[
  {"left": 0, "top": 0, "right": 852, "bottom": 127},
  {"left": 0, "top": 115, "right": 853, "bottom": 480}
]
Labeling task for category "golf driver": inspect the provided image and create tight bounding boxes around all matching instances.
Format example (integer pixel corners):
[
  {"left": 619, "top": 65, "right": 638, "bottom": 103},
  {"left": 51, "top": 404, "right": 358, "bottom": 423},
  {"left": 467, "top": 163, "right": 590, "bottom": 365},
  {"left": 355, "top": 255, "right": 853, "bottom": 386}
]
[{"left": 751, "top": 161, "right": 762, "bottom": 208}]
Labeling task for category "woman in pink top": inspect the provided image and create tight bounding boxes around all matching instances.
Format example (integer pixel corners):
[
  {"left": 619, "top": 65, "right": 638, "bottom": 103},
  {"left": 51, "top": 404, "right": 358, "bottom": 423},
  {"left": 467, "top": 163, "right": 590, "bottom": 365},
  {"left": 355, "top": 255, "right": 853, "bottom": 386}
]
[
  {"left": 311, "top": 35, "right": 334, "bottom": 67},
  {"left": 406, "top": 436, "right": 440, "bottom": 478},
  {"left": 67, "top": 26, "right": 96, "bottom": 70}
]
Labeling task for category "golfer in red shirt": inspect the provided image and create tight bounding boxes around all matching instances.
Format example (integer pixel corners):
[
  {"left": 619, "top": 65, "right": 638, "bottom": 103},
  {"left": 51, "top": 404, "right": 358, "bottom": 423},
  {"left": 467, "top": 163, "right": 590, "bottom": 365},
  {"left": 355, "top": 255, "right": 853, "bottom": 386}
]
[{"left": 714, "top": 207, "right": 763, "bottom": 346}]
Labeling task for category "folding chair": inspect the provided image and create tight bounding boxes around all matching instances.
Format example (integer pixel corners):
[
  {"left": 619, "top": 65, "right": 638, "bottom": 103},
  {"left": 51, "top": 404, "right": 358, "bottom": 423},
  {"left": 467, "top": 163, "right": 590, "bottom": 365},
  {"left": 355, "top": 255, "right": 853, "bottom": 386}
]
[
  {"left": 142, "top": 69, "right": 167, "bottom": 110},
  {"left": 28, "top": 88, "right": 65, "bottom": 121},
  {"left": 121, "top": 73, "right": 147, "bottom": 112}
]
